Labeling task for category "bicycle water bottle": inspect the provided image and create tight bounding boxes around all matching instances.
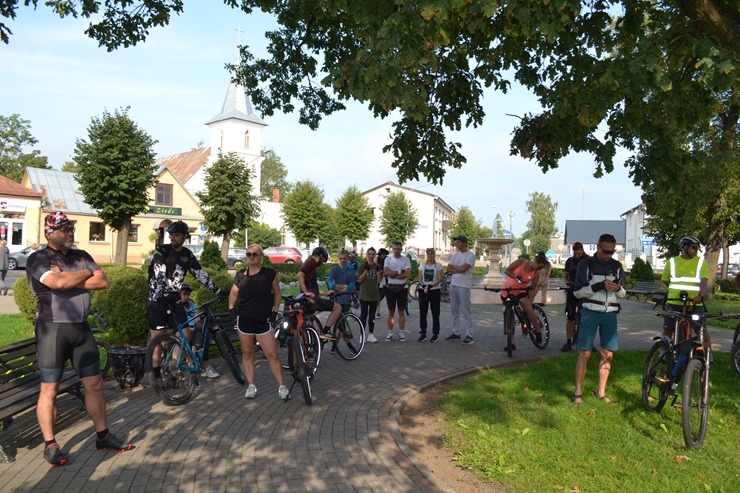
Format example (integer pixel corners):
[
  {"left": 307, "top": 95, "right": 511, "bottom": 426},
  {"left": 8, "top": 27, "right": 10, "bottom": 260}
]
[{"left": 671, "top": 353, "right": 688, "bottom": 380}]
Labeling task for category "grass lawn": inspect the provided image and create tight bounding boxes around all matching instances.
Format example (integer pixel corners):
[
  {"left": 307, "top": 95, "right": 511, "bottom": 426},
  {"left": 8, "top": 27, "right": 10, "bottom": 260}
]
[
  {"left": 0, "top": 314, "right": 34, "bottom": 346},
  {"left": 440, "top": 351, "right": 739, "bottom": 493}
]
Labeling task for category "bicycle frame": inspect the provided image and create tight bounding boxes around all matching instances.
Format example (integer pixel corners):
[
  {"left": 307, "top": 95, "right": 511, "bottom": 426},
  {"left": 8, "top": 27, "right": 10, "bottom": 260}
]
[{"left": 162, "top": 299, "right": 220, "bottom": 374}]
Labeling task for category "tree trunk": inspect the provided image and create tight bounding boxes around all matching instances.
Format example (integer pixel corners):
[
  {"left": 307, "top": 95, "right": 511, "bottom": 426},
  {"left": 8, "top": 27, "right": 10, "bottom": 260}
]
[
  {"left": 221, "top": 231, "right": 232, "bottom": 262},
  {"left": 115, "top": 219, "right": 131, "bottom": 266}
]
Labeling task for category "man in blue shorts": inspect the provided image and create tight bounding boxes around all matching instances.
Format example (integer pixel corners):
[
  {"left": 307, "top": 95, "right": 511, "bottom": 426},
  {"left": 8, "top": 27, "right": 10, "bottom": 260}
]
[
  {"left": 27, "top": 212, "right": 134, "bottom": 466},
  {"left": 572, "top": 233, "right": 626, "bottom": 405}
]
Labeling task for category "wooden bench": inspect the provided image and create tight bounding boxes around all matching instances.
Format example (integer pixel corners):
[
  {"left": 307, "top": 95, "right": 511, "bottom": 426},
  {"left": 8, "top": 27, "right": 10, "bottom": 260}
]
[
  {"left": 0, "top": 338, "right": 84, "bottom": 463},
  {"left": 625, "top": 281, "right": 664, "bottom": 302}
]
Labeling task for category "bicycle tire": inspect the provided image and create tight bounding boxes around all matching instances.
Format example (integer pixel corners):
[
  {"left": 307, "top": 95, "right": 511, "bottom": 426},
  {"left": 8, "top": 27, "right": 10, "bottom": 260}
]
[
  {"left": 731, "top": 341, "right": 740, "bottom": 377},
  {"left": 409, "top": 281, "right": 420, "bottom": 301},
  {"left": 96, "top": 339, "right": 112, "bottom": 378},
  {"left": 529, "top": 304, "right": 550, "bottom": 349},
  {"left": 145, "top": 333, "right": 196, "bottom": 406},
  {"left": 333, "top": 313, "right": 366, "bottom": 360},
  {"left": 503, "top": 308, "right": 514, "bottom": 358},
  {"left": 682, "top": 358, "right": 709, "bottom": 449},
  {"left": 440, "top": 285, "right": 450, "bottom": 303},
  {"left": 303, "top": 326, "right": 321, "bottom": 378},
  {"left": 213, "top": 326, "right": 246, "bottom": 385},
  {"left": 641, "top": 341, "right": 670, "bottom": 412},
  {"left": 572, "top": 309, "right": 581, "bottom": 346},
  {"left": 290, "top": 332, "right": 312, "bottom": 405}
]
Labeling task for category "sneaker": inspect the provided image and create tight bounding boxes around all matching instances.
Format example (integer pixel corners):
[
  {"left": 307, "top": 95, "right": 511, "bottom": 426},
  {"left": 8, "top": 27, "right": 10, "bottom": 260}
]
[
  {"left": 418, "top": 334, "right": 427, "bottom": 342},
  {"left": 245, "top": 384, "right": 257, "bottom": 399},
  {"left": 399, "top": 332, "right": 406, "bottom": 342},
  {"left": 560, "top": 341, "right": 572, "bottom": 352},
  {"left": 462, "top": 335, "right": 474, "bottom": 345},
  {"left": 445, "top": 333, "right": 461, "bottom": 341},
  {"left": 503, "top": 345, "right": 517, "bottom": 351},
  {"left": 201, "top": 366, "right": 220, "bottom": 378},
  {"left": 330, "top": 343, "right": 338, "bottom": 354},
  {"left": 278, "top": 385, "right": 289, "bottom": 400},
  {"left": 367, "top": 333, "right": 378, "bottom": 343},
  {"left": 96, "top": 433, "right": 134, "bottom": 452},
  {"left": 376, "top": 313, "right": 382, "bottom": 319},
  {"left": 430, "top": 334, "right": 439, "bottom": 343},
  {"left": 43, "top": 443, "right": 68, "bottom": 467},
  {"left": 535, "top": 332, "right": 543, "bottom": 344},
  {"left": 385, "top": 332, "right": 393, "bottom": 342}
]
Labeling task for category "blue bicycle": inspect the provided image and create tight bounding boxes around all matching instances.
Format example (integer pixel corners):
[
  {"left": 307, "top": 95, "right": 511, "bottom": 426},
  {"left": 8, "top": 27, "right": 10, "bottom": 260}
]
[{"left": 145, "top": 296, "right": 245, "bottom": 406}]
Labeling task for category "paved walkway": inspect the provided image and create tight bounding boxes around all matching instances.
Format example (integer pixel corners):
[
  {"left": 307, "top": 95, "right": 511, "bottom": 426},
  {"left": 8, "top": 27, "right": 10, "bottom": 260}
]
[{"left": 0, "top": 296, "right": 735, "bottom": 492}]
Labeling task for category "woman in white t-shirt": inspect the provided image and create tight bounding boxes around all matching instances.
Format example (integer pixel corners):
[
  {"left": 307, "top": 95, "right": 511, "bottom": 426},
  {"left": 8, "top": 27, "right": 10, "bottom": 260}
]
[{"left": 417, "top": 248, "right": 444, "bottom": 342}]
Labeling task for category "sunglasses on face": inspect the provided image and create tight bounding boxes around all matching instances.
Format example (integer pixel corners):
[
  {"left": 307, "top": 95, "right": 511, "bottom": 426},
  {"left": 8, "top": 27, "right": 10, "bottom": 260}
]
[
  {"left": 601, "top": 249, "right": 615, "bottom": 255},
  {"left": 246, "top": 252, "right": 260, "bottom": 257}
]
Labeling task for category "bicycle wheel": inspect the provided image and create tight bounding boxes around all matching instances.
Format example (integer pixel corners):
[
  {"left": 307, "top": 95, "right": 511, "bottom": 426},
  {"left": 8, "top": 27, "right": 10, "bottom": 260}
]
[
  {"left": 529, "top": 304, "right": 550, "bottom": 349},
  {"left": 145, "top": 333, "right": 196, "bottom": 406},
  {"left": 409, "top": 281, "right": 420, "bottom": 301},
  {"left": 641, "top": 341, "right": 670, "bottom": 412},
  {"left": 333, "top": 313, "right": 365, "bottom": 360},
  {"left": 273, "top": 315, "right": 292, "bottom": 371},
  {"left": 290, "top": 332, "right": 312, "bottom": 405},
  {"left": 213, "top": 326, "right": 246, "bottom": 385},
  {"left": 572, "top": 309, "right": 581, "bottom": 346},
  {"left": 682, "top": 358, "right": 709, "bottom": 449},
  {"left": 303, "top": 326, "right": 321, "bottom": 378},
  {"left": 731, "top": 341, "right": 740, "bottom": 377},
  {"left": 96, "top": 339, "right": 112, "bottom": 378},
  {"left": 503, "top": 308, "right": 514, "bottom": 358},
  {"left": 440, "top": 285, "right": 450, "bottom": 303}
]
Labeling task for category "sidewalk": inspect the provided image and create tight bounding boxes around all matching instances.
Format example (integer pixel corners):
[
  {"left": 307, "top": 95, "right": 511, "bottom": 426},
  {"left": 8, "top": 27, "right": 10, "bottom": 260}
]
[
  {"left": 1, "top": 300, "right": 735, "bottom": 492},
  {"left": 0, "top": 290, "right": 18, "bottom": 314}
]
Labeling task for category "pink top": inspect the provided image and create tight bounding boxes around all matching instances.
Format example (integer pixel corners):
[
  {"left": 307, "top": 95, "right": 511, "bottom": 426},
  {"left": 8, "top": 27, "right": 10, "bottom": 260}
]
[{"left": 502, "top": 262, "right": 538, "bottom": 291}]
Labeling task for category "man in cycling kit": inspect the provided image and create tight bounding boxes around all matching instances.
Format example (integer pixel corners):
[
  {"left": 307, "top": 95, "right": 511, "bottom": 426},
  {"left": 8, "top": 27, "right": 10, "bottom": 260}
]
[
  {"left": 27, "top": 212, "right": 133, "bottom": 466},
  {"left": 146, "top": 221, "right": 223, "bottom": 380},
  {"left": 297, "top": 247, "right": 342, "bottom": 339}
]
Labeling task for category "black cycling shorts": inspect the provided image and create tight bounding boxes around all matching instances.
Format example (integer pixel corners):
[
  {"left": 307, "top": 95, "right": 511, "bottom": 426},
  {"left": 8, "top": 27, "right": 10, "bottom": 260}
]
[
  {"left": 36, "top": 320, "right": 100, "bottom": 382},
  {"left": 147, "top": 300, "right": 187, "bottom": 330}
]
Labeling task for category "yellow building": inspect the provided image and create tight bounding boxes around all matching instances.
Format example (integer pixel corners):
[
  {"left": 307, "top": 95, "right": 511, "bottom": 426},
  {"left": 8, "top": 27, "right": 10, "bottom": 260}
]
[{"left": 21, "top": 167, "right": 204, "bottom": 265}]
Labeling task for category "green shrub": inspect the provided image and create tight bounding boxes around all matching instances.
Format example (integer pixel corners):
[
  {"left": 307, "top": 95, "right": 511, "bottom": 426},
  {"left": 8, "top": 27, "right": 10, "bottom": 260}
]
[
  {"left": 187, "top": 268, "right": 234, "bottom": 313},
  {"left": 716, "top": 278, "right": 739, "bottom": 294},
  {"left": 550, "top": 267, "right": 564, "bottom": 278},
  {"left": 94, "top": 272, "right": 149, "bottom": 345},
  {"left": 200, "top": 239, "right": 227, "bottom": 271},
  {"left": 628, "top": 257, "right": 655, "bottom": 287},
  {"left": 13, "top": 276, "right": 36, "bottom": 324}
]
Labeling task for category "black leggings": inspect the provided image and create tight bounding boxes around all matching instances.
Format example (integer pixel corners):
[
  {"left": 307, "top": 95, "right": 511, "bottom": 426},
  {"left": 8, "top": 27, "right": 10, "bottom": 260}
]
[
  {"left": 36, "top": 320, "right": 100, "bottom": 382},
  {"left": 359, "top": 300, "right": 378, "bottom": 333}
]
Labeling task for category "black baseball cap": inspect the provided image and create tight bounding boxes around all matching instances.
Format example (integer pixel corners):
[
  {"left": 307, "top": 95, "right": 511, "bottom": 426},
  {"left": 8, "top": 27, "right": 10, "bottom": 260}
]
[{"left": 453, "top": 235, "right": 468, "bottom": 244}]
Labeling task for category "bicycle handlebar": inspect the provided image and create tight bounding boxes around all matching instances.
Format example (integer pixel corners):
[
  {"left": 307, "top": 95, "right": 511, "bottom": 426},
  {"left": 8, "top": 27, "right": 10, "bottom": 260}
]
[{"left": 483, "top": 285, "right": 533, "bottom": 293}]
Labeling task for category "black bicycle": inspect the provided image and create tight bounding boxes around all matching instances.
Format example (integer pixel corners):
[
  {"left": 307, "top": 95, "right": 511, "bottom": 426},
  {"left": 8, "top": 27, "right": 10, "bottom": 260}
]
[
  {"left": 88, "top": 308, "right": 112, "bottom": 378},
  {"left": 410, "top": 272, "right": 451, "bottom": 303},
  {"left": 731, "top": 322, "right": 740, "bottom": 377},
  {"left": 642, "top": 292, "right": 740, "bottom": 448},
  {"left": 145, "top": 296, "right": 245, "bottom": 406},
  {"left": 485, "top": 286, "right": 550, "bottom": 357}
]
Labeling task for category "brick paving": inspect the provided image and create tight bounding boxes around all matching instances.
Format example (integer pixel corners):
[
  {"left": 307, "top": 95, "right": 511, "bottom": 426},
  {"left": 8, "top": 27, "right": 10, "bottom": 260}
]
[{"left": 0, "top": 295, "right": 735, "bottom": 492}]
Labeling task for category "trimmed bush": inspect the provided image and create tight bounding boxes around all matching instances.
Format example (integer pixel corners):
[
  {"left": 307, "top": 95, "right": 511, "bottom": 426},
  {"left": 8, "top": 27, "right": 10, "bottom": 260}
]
[
  {"left": 628, "top": 257, "right": 655, "bottom": 287},
  {"left": 13, "top": 276, "right": 36, "bottom": 324},
  {"left": 94, "top": 272, "right": 149, "bottom": 345},
  {"left": 716, "top": 278, "right": 739, "bottom": 294},
  {"left": 200, "top": 240, "right": 227, "bottom": 271}
]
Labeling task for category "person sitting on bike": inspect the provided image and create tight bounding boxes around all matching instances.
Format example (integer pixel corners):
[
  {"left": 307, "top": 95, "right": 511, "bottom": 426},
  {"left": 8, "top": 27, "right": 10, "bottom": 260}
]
[
  {"left": 146, "top": 220, "right": 223, "bottom": 383},
  {"left": 327, "top": 250, "right": 359, "bottom": 353},
  {"left": 501, "top": 252, "right": 550, "bottom": 349},
  {"left": 661, "top": 235, "right": 712, "bottom": 349},
  {"left": 562, "top": 242, "right": 589, "bottom": 351},
  {"left": 297, "top": 246, "right": 343, "bottom": 341},
  {"left": 347, "top": 251, "right": 360, "bottom": 272},
  {"left": 179, "top": 284, "right": 220, "bottom": 379}
]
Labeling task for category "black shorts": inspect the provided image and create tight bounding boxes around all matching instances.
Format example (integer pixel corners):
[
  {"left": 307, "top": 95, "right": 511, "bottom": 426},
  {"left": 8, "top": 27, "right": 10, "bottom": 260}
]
[
  {"left": 36, "top": 320, "right": 100, "bottom": 382},
  {"left": 236, "top": 317, "right": 271, "bottom": 336},
  {"left": 565, "top": 291, "right": 578, "bottom": 321},
  {"left": 309, "top": 297, "right": 335, "bottom": 313},
  {"left": 385, "top": 285, "right": 408, "bottom": 311},
  {"left": 147, "top": 300, "right": 187, "bottom": 330}
]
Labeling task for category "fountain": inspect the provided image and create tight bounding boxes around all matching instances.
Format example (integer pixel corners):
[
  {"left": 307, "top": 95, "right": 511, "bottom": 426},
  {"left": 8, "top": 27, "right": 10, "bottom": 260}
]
[{"left": 477, "top": 237, "right": 514, "bottom": 288}]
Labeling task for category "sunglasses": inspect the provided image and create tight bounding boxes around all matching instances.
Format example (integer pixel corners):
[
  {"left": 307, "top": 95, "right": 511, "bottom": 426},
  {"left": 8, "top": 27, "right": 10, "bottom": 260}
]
[
  {"left": 687, "top": 244, "right": 700, "bottom": 250},
  {"left": 601, "top": 249, "right": 615, "bottom": 255},
  {"left": 246, "top": 252, "right": 260, "bottom": 257},
  {"left": 56, "top": 227, "right": 76, "bottom": 234}
]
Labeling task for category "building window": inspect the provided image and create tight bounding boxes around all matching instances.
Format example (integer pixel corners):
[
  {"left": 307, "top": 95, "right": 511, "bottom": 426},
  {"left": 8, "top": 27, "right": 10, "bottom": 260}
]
[
  {"left": 128, "top": 224, "right": 139, "bottom": 243},
  {"left": 244, "top": 130, "right": 250, "bottom": 148},
  {"left": 156, "top": 184, "right": 173, "bottom": 206},
  {"left": 90, "top": 222, "right": 106, "bottom": 242}
]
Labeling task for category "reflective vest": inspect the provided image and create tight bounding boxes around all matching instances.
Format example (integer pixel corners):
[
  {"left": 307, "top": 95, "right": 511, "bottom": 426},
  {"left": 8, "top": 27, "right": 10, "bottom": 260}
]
[{"left": 668, "top": 256, "right": 704, "bottom": 293}]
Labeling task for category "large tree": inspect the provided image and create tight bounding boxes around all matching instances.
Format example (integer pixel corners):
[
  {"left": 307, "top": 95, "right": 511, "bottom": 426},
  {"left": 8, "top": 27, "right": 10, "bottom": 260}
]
[
  {"left": 0, "top": 113, "right": 51, "bottom": 182},
  {"left": 281, "top": 180, "right": 327, "bottom": 248},
  {"left": 196, "top": 152, "right": 260, "bottom": 259},
  {"left": 520, "top": 192, "right": 558, "bottom": 255},
  {"left": 260, "top": 149, "right": 293, "bottom": 200},
  {"left": 450, "top": 207, "right": 480, "bottom": 250},
  {"left": 379, "top": 191, "right": 418, "bottom": 247},
  {"left": 334, "top": 185, "right": 374, "bottom": 251},
  {"left": 74, "top": 107, "right": 157, "bottom": 265}
]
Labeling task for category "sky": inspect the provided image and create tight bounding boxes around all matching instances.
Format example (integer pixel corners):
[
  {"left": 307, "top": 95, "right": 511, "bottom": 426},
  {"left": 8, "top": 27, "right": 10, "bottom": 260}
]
[{"left": 1, "top": 3, "right": 644, "bottom": 237}]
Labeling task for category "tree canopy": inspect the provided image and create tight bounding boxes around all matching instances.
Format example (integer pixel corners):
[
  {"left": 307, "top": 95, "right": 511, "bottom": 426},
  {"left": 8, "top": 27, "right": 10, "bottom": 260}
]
[
  {"left": 260, "top": 149, "right": 293, "bottom": 200},
  {"left": 74, "top": 107, "right": 158, "bottom": 265},
  {"left": 520, "top": 192, "right": 558, "bottom": 255},
  {"left": 0, "top": 113, "right": 51, "bottom": 182},
  {"left": 379, "top": 191, "right": 418, "bottom": 247},
  {"left": 196, "top": 152, "right": 260, "bottom": 259},
  {"left": 281, "top": 180, "right": 327, "bottom": 248},
  {"left": 334, "top": 185, "right": 374, "bottom": 251}
]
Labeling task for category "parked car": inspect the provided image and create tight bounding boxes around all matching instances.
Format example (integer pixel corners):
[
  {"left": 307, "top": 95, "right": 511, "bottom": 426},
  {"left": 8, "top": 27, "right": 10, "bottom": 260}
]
[
  {"left": 716, "top": 263, "right": 740, "bottom": 279},
  {"left": 8, "top": 244, "right": 47, "bottom": 270},
  {"left": 227, "top": 248, "right": 247, "bottom": 269},
  {"left": 263, "top": 246, "right": 303, "bottom": 264},
  {"left": 402, "top": 251, "right": 418, "bottom": 262}
]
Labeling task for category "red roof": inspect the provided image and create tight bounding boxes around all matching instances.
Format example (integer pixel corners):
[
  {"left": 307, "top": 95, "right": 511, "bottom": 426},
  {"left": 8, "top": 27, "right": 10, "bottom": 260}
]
[
  {"left": 0, "top": 174, "right": 42, "bottom": 198},
  {"left": 158, "top": 148, "right": 210, "bottom": 184}
]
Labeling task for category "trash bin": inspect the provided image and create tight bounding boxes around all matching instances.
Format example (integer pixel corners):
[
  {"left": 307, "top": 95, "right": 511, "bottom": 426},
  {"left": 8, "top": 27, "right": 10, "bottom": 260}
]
[{"left": 109, "top": 346, "right": 147, "bottom": 389}]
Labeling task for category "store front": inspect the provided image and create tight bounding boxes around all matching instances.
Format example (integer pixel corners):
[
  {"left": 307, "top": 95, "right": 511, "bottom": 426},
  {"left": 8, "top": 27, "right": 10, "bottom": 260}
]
[{"left": 0, "top": 176, "right": 43, "bottom": 252}]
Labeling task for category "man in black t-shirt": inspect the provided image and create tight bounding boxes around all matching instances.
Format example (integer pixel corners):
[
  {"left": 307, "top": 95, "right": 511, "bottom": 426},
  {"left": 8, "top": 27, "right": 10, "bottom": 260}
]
[
  {"left": 297, "top": 246, "right": 342, "bottom": 340},
  {"left": 562, "top": 242, "right": 589, "bottom": 351}
]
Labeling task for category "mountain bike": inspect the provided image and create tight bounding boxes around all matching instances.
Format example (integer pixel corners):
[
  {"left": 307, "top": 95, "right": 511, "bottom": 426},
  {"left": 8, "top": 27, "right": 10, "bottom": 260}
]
[
  {"left": 485, "top": 286, "right": 550, "bottom": 357},
  {"left": 323, "top": 294, "right": 366, "bottom": 360},
  {"left": 145, "top": 296, "right": 245, "bottom": 406},
  {"left": 641, "top": 292, "right": 740, "bottom": 448},
  {"left": 89, "top": 308, "right": 112, "bottom": 378},
  {"left": 272, "top": 295, "right": 321, "bottom": 405},
  {"left": 731, "top": 322, "right": 740, "bottom": 377},
  {"left": 410, "top": 272, "right": 451, "bottom": 303}
]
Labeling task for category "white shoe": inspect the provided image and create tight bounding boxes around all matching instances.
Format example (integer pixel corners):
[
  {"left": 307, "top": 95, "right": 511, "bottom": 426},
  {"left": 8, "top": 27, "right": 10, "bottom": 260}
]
[
  {"left": 245, "top": 384, "right": 257, "bottom": 399},
  {"left": 201, "top": 366, "right": 220, "bottom": 378},
  {"left": 399, "top": 331, "right": 406, "bottom": 342},
  {"left": 278, "top": 385, "right": 289, "bottom": 400},
  {"left": 385, "top": 332, "right": 393, "bottom": 342},
  {"left": 367, "top": 333, "right": 378, "bottom": 343}
]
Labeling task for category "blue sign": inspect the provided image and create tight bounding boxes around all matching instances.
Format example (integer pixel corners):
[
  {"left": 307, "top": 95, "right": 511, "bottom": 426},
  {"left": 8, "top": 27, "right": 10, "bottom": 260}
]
[
  {"left": 546, "top": 250, "right": 555, "bottom": 259},
  {"left": 641, "top": 235, "right": 656, "bottom": 246},
  {"left": 503, "top": 230, "right": 511, "bottom": 238},
  {"left": 199, "top": 223, "right": 207, "bottom": 232}
]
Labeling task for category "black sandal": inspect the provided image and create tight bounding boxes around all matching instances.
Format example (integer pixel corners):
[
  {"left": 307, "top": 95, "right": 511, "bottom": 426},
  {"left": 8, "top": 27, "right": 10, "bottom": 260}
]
[{"left": 571, "top": 394, "right": 583, "bottom": 405}]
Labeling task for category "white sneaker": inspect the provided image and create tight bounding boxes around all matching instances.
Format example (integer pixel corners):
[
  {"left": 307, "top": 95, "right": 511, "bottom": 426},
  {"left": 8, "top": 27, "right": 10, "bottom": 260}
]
[
  {"left": 245, "top": 384, "right": 257, "bottom": 399},
  {"left": 278, "top": 385, "right": 289, "bottom": 400},
  {"left": 399, "top": 331, "right": 406, "bottom": 342},
  {"left": 367, "top": 333, "right": 378, "bottom": 343},
  {"left": 201, "top": 366, "right": 220, "bottom": 378},
  {"left": 376, "top": 313, "right": 382, "bottom": 319},
  {"left": 385, "top": 332, "right": 393, "bottom": 342}
]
